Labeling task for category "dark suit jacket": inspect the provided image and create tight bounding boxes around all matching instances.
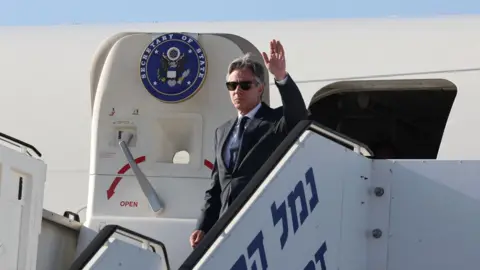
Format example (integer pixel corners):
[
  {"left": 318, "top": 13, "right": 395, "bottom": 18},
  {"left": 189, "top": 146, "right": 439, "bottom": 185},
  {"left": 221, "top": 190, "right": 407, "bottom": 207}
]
[{"left": 196, "top": 74, "right": 308, "bottom": 233}]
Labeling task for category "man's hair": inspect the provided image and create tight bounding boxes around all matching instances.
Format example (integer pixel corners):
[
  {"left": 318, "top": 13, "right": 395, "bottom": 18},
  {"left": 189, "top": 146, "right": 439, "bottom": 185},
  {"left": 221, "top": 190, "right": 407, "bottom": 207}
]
[{"left": 226, "top": 53, "right": 265, "bottom": 84}]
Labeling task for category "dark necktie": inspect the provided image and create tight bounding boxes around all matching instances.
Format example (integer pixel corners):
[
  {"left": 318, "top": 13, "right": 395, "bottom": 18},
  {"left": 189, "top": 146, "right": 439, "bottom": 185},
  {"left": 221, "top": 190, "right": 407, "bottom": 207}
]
[{"left": 229, "top": 116, "right": 249, "bottom": 169}]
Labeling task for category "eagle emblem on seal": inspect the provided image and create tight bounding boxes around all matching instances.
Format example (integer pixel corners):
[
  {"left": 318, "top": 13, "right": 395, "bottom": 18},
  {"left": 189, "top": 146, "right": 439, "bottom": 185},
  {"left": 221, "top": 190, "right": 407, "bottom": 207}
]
[{"left": 157, "top": 47, "right": 191, "bottom": 87}]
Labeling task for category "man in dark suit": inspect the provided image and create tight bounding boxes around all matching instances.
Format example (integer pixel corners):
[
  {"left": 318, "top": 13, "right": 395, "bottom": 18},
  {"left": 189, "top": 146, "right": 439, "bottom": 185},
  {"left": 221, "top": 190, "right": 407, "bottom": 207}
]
[{"left": 190, "top": 40, "right": 308, "bottom": 248}]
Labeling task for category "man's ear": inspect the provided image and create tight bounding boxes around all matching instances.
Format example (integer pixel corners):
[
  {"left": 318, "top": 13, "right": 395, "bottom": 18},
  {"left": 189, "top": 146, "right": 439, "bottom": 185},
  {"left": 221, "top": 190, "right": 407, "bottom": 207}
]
[{"left": 259, "top": 84, "right": 264, "bottom": 98}]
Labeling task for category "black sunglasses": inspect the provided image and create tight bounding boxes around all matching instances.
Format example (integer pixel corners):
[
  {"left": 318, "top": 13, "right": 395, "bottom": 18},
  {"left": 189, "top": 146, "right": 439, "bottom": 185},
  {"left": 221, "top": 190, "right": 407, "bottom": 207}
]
[{"left": 226, "top": 81, "right": 255, "bottom": 91}]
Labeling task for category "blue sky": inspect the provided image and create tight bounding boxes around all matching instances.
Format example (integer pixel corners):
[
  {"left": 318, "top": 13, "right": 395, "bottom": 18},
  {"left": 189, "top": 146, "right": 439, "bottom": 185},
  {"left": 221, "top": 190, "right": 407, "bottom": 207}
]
[{"left": 1, "top": 0, "right": 480, "bottom": 26}]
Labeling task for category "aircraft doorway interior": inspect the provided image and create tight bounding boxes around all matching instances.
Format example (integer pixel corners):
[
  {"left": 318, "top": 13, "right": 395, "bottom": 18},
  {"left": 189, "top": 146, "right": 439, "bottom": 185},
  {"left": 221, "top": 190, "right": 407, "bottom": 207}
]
[{"left": 308, "top": 79, "right": 457, "bottom": 159}]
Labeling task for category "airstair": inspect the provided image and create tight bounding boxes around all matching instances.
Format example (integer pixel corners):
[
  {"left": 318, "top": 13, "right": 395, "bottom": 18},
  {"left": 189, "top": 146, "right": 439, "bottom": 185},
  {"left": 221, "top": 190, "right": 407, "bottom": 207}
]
[
  {"left": 2, "top": 119, "right": 480, "bottom": 269},
  {"left": 70, "top": 120, "right": 480, "bottom": 269}
]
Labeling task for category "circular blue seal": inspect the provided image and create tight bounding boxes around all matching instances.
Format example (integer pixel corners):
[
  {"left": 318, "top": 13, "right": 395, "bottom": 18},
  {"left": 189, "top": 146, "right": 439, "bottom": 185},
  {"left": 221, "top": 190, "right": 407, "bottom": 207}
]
[{"left": 140, "top": 33, "right": 208, "bottom": 103}]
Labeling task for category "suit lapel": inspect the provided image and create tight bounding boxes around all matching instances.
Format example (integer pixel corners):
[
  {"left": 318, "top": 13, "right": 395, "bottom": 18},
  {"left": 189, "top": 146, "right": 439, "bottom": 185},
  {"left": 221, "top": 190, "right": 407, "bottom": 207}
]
[
  {"left": 219, "top": 118, "right": 236, "bottom": 170},
  {"left": 233, "top": 103, "right": 269, "bottom": 172}
]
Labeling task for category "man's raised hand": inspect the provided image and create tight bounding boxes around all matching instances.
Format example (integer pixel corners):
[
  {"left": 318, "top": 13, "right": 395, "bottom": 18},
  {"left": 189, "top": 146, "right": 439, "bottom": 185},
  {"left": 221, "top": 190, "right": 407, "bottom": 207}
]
[{"left": 262, "top": 39, "right": 287, "bottom": 81}]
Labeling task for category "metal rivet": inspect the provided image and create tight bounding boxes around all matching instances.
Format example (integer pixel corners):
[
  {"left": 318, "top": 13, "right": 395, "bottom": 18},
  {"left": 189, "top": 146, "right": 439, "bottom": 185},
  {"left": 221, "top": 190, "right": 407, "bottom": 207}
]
[
  {"left": 372, "top": 229, "right": 382, "bottom": 238},
  {"left": 374, "top": 187, "right": 384, "bottom": 197}
]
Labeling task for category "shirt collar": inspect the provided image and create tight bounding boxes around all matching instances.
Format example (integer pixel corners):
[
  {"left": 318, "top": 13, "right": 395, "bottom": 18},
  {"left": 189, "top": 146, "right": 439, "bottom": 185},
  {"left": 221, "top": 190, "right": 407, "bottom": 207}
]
[{"left": 238, "top": 102, "right": 262, "bottom": 119}]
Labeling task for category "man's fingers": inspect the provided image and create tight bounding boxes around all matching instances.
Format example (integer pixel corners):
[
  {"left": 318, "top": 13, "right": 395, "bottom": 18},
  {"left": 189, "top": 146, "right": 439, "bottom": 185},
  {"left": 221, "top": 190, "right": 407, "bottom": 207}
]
[
  {"left": 190, "top": 234, "right": 196, "bottom": 245},
  {"left": 190, "top": 231, "right": 200, "bottom": 247},
  {"left": 193, "top": 231, "right": 204, "bottom": 243},
  {"left": 270, "top": 40, "right": 276, "bottom": 53},
  {"left": 192, "top": 231, "right": 205, "bottom": 248},
  {"left": 262, "top": 52, "right": 270, "bottom": 64},
  {"left": 276, "top": 41, "right": 282, "bottom": 54},
  {"left": 277, "top": 41, "right": 284, "bottom": 58}
]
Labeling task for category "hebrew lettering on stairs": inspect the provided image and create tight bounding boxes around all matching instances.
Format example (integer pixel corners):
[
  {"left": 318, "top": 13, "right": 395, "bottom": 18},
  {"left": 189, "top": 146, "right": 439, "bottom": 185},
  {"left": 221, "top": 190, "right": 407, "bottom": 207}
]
[
  {"left": 231, "top": 231, "right": 268, "bottom": 270},
  {"left": 271, "top": 167, "right": 320, "bottom": 249},
  {"left": 287, "top": 180, "right": 309, "bottom": 233},
  {"left": 270, "top": 201, "right": 288, "bottom": 249},
  {"left": 230, "top": 167, "right": 327, "bottom": 270},
  {"left": 303, "top": 241, "right": 327, "bottom": 270},
  {"left": 305, "top": 167, "right": 319, "bottom": 212}
]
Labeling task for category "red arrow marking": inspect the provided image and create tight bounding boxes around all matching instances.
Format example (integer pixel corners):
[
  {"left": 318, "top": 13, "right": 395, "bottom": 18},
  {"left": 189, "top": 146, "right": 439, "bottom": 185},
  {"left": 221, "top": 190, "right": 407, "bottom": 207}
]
[
  {"left": 204, "top": 159, "right": 213, "bottom": 170},
  {"left": 106, "top": 156, "right": 146, "bottom": 200},
  {"left": 107, "top": 156, "right": 213, "bottom": 200}
]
